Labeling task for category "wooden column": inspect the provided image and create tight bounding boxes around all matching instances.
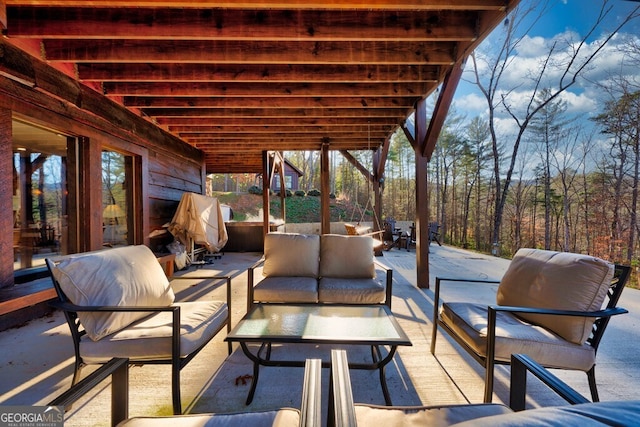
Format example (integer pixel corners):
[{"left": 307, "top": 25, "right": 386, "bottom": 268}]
[
  {"left": 77, "top": 136, "right": 104, "bottom": 252},
  {"left": 415, "top": 99, "right": 430, "bottom": 288},
  {"left": 320, "top": 141, "right": 330, "bottom": 234},
  {"left": 262, "top": 151, "right": 270, "bottom": 240},
  {"left": 0, "top": 107, "right": 14, "bottom": 288}
]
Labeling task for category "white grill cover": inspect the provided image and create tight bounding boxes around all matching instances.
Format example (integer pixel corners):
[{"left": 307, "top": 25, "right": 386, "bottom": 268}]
[{"left": 168, "top": 193, "right": 228, "bottom": 252}]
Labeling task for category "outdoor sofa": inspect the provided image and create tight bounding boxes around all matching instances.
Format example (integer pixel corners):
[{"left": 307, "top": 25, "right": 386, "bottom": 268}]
[{"left": 247, "top": 232, "right": 393, "bottom": 311}]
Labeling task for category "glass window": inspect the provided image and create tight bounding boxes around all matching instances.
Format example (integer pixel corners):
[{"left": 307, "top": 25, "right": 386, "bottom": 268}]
[
  {"left": 102, "top": 150, "right": 129, "bottom": 247},
  {"left": 12, "top": 120, "right": 70, "bottom": 271}
]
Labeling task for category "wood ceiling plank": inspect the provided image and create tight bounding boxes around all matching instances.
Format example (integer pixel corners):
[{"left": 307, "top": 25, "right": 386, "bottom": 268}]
[
  {"left": 156, "top": 117, "right": 396, "bottom": 126},
  {"left": 169, "top": 124, "right": 393, "bottom": 133},
  {"left": 42, "top": 40, "right": 456, "bottom": 65},
  {"left": 78, "top": 63, "right": 440, "bottom": 83},
  {"left": 104, "top": 82, "right": 432, "bottom": 97},
  {"left": 5, "top": 1, "right": 510, "bottom": 11},
  {"left": 124, "top": 96, "right": 416, "bottom": 109},
  {"left": 143, "top": 107, "right": 408, "bottom": 118},
  {"left": 8, "top": 8, "right": 478, "bottom": 42}
]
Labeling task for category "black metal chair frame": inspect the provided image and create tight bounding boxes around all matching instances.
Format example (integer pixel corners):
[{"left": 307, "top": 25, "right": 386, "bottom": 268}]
[
  {"left": 46, "top": 257, "right": 232, "bottom": 415},
  {"left": 328, "top": 350, "right": 591, "bottom": 427},
  {"left": 431, "top": 264, "right": 630, "bottom": 403}
]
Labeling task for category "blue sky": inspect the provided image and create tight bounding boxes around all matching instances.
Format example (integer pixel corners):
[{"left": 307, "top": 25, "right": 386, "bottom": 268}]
[{"left": 450, "top": 0, "right": 640, "bottom": 143}]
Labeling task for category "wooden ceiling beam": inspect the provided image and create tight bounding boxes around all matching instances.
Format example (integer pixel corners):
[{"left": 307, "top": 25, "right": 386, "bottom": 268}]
[
  {"left": 145, "top": 107, "right": 408, "bottom": 118},
  {"left": 42, "top": 40, "right": 456, "bottom": 65},
  {"left": 105, "top": 82, "right": 432, "bottom": 97},
  {"left": 4, "top": 1, "right": 511, "bottom": 11},
  {"left": 195, "top": 142, "right": 384, "bottom": 150},
  {"left": 125, "top": 96, "right": 416, "bottom": 109},
  {"left": 79, "top": 63, "right": 440, "bottom": 83},
  {"left": 8, "top": 8, "right": 478, "bottom": 41},
  {"left": 169, "top": 124, "right": 394, "bottom": 133},
  {"left": 156, "top": 116, "right": 398, "bottom": 126},
  {"left": 183, "top": 131, "right": 389, "bottom": 140}
]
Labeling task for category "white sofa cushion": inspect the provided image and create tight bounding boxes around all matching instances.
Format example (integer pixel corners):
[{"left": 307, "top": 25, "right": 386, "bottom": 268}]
[
  {"left": 80, "top": 300, "right": 228, "bottom": 362},
  {"left": 319, "top": 234, "right": 375, "bottom": 278},
  {"left": 451, "top": 401, "right": 640, "bottom": 427},
  {"left": 263, "top": 233, "right": 320, "bottom": 278},
  {"left": 354, "top": 403, "right": 512, "bottom": 426},
  {"left": 52, "top": 245, "right": 175, "bottom": 341},
  {"left": 116, "top": 408, "right": 300, "bottom": 426},
  {"left": 254, "top": 276, "right": 319, "bottom": 303},
  {"left": 319, "top": 278, "right": 385, "bottom": 304},
  {"left": 496, "top": 248, "right": 614, "bottom": 344},
  {"left": 440, "top": 302, "right": 597, "bottom": 371}
]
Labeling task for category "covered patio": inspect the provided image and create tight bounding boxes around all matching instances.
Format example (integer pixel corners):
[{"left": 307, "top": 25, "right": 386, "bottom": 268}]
[
  {"left": 1, "top": 245, "right": 639, "bottom": 425},
  {"left": 1, "top": 0, "right": 520, "bottom": 296}
]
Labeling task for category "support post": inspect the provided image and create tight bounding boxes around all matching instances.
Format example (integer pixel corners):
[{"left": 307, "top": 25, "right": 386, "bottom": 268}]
[
  {"left": 262, "top": 151, "right": 270, "bottom": 240},
  {"left": 415, "top": 99, "right": 430, "bottom": 288},
  {"left": 320, "top": 140, "right": 330, "bottom": 234},
  {"left": 0, "top": 107, "right": 13, "bottom": 288}
]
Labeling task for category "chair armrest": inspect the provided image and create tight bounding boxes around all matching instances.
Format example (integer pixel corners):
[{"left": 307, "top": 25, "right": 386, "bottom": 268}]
[
  {"left": 329, "top": 349, "right": 357, "bottom": 427},
  {"left": 374, "top": 259, "right": 393, "bottom": 309},
  {"left": 247, "top": 258, "right": 266, "bottom": 311},
  {"left": 300, "top": 358, "right": 322, "bottom": 427},
  {"left": 49, "top": 300, "right": 182, "bottom": 314},
  {"left": 510, "top": 353, "right": 590, "bottom": 411},
  {"left": 48, "top": 358, "right": 129, "bottom": 427},
  {"left": 491, "top": 305, "right": 628, "bottom": 318}
]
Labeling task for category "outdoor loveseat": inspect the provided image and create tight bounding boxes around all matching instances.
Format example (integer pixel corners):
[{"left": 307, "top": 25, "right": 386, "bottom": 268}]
[
  {"left": 247, "top": 232, "right": 393, "bottom": 311},
  {"left": 46, "top": 245, "right": 231, "bottom": 415}
]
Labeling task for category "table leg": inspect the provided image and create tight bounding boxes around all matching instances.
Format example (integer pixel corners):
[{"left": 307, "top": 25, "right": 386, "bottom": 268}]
[
  {"left": 239, "top": 342, "right": 261, "bottom": 405},
  {"left": 371, "top": 345, "right": 398, "bottom": 405}
]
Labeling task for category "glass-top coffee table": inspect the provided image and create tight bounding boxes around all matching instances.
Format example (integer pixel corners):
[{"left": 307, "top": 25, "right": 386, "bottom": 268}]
[{"left": 225, "top": 304, "right": 412, "bottom": 405}]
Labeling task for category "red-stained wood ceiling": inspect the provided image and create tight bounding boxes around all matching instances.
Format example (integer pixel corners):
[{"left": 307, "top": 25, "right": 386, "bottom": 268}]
[{"left": 2, "top": 1, "right": 519, "bottom": 173}]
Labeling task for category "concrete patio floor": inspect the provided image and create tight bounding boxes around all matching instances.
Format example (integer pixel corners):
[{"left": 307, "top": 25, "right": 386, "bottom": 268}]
[{"left": 1, "top": 244, "right": 640, "bottom": 426}]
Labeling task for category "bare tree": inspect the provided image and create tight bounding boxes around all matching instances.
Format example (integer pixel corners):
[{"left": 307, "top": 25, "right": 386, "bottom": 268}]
[{"left": 469, "top": 0, "right": 640, "bottom": 253}]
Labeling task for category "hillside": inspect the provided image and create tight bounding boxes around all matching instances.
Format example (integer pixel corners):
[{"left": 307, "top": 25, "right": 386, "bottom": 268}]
[{"left": 212, "top": 192, "right": 373, "bottom": 223}]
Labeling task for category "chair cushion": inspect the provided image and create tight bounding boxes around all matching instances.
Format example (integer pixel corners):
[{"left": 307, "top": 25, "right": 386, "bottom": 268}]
[
  {"left": 52, "top": 245, "right": 175, "bottom": 341},
  {"left": 440, "top": 302, "right": 597, "bottom": 371},
  {"left": 116, "top": 408, "right": 300, "bottom": 427},
  {"left": 80, "top": 300, "right": 228, "bottom": 362},
  {"left": 319, "top": 234, "right": 375, "bottom": 278},
  {"left": 263, "top": 233, "right": 320, "bottom": 278},
  {"left": 253, "top": 276, "right": 319, "bottom": 303},
  {"left": 496, "top": 248, "right": 614, "bottom": 344},
  {"left": 451, "top": 401, "right": 640, "bottom": 426},
  {"left": 318, "top": 277, "right": 385, "bottom": 304},
  {"left": 354, "top": 403, "right": 512, "bottom": 427}
]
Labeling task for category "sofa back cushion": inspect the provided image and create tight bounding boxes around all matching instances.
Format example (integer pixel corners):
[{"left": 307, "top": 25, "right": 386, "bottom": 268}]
[
  {"left": 263, "top": 233, "right": 320, "bottom": 278},
  {"left": 52, "top": 245, "right": 175, "bottom": 341},
  {"left": 496, "top": 248, "right": 614, "bottom": 344},
  {"left": 319, "top": 234, "right": 375, "bottom": 278}
]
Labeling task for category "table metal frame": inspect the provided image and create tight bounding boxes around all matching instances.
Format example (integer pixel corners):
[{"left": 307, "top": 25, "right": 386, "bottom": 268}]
[{"left": 225, "top": 304, "right": 411, "bottom": 405}]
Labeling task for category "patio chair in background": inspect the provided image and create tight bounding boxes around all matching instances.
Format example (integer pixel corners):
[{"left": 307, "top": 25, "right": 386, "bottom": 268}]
[
  {"left": 430, "top": 248, "right": 630, "bottom": 403},
  {"left": 428, "top": 222, "right": 441, "bottom": 246}
]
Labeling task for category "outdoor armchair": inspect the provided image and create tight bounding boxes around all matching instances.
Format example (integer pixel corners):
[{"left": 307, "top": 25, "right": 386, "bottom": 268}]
[
  {"left": 328, "top": 349, "right": 640, "bottom": 426},
  {"left": 46, "top": 245, "right": 231, "bottom": 415},
  {"left": 430, "top": 248, "right": 630, "bottom": 403}
]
